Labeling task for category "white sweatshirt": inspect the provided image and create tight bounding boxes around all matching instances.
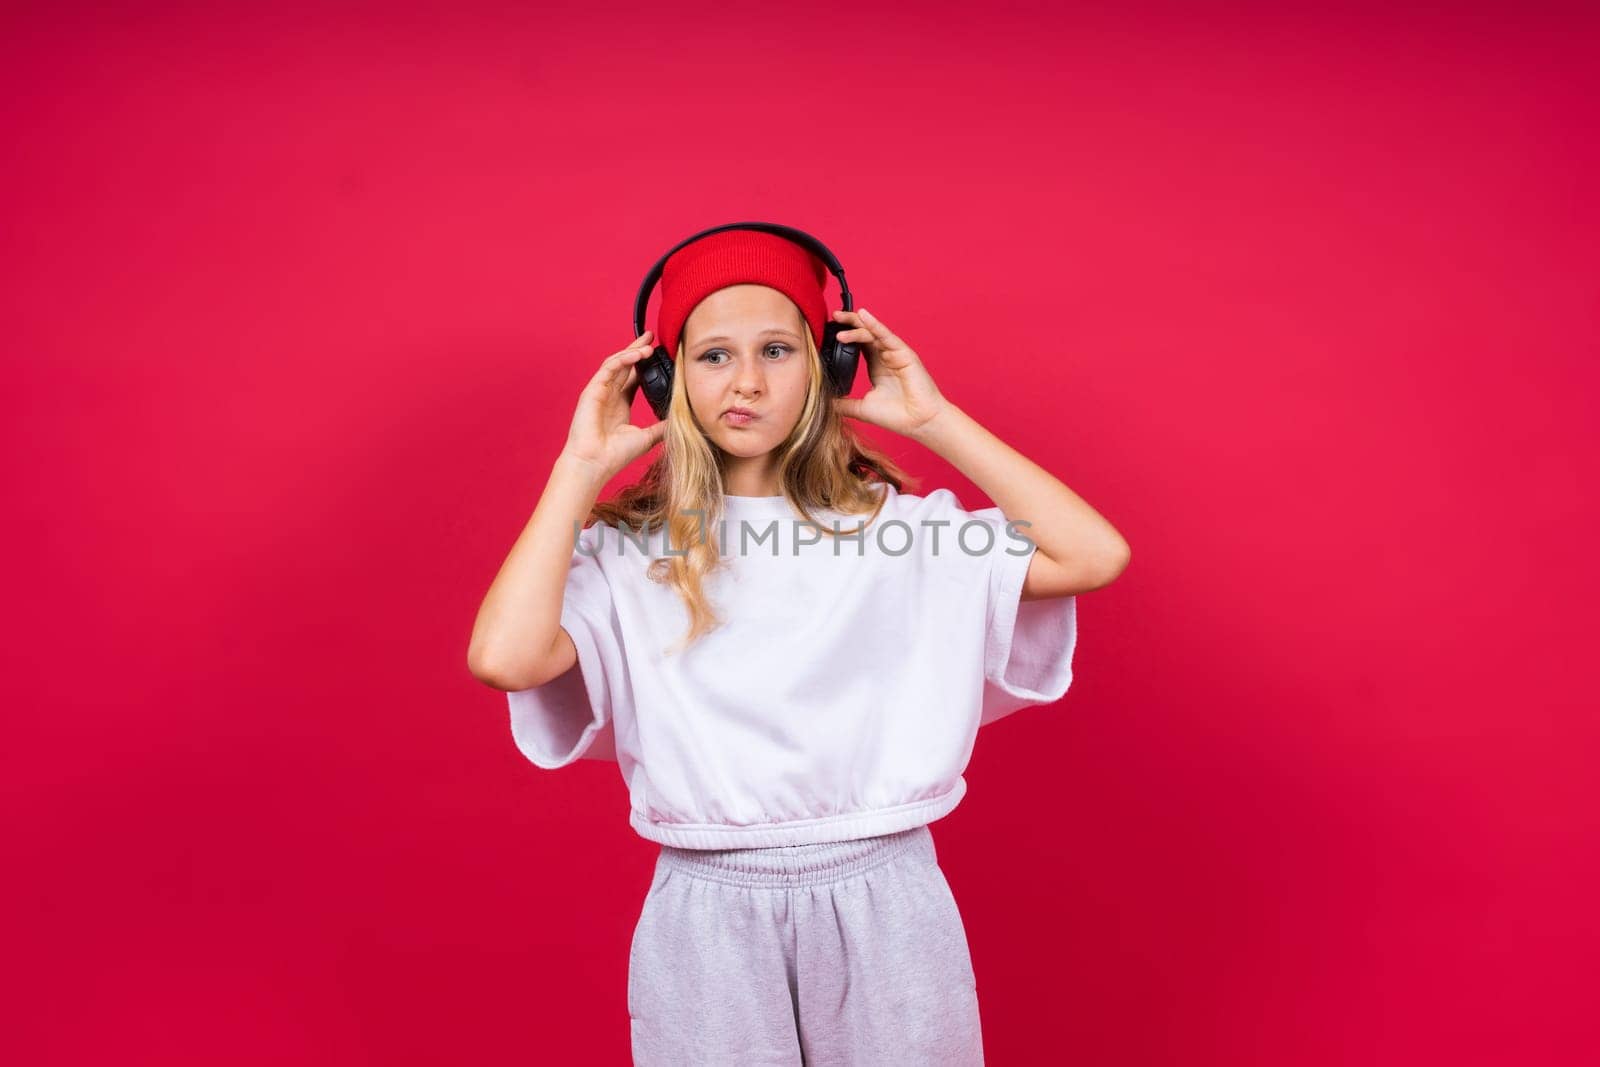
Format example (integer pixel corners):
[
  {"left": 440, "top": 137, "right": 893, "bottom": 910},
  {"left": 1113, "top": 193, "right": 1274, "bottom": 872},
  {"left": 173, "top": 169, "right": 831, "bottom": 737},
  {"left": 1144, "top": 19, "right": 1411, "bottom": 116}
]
[{"left": 506, "top": 482, "right": 1079, "bottom": 849}]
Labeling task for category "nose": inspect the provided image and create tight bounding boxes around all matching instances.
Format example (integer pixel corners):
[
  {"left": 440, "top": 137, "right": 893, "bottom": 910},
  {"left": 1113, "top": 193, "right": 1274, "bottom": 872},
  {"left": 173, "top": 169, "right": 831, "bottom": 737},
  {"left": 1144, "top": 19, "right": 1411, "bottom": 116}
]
[{"left": 733, "top": 354, "right": 765, "bottom": 398}]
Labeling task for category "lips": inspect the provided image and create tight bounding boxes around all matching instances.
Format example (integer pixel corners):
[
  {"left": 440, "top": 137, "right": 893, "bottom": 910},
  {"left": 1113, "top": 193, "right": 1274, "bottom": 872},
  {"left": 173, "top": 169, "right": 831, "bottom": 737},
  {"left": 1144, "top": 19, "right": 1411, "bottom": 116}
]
[{"left": 723, "top": 407, "right": 758, "bottom": 425}]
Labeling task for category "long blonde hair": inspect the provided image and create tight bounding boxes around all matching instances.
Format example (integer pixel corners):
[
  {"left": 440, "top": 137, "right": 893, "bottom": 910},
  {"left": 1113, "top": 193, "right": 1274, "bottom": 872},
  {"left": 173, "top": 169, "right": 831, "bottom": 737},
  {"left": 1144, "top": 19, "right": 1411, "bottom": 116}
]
[{"left": 587, "top": 319, "right": 918, "bottom": 653}]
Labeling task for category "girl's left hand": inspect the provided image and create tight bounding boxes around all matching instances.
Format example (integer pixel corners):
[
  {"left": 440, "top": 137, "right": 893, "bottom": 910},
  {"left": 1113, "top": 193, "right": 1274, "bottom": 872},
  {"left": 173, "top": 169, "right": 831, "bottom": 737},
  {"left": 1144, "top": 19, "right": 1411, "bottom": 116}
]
[{"left": 831, "top": 307, "right": 951, "bottom": 439}]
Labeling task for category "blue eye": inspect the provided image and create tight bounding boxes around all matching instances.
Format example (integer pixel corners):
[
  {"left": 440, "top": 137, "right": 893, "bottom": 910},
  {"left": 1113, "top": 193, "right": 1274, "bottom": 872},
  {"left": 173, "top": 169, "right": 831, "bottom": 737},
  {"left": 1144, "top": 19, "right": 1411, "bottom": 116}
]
[{"left": 699, "top": 344, "right": 792, "bottom": 364}]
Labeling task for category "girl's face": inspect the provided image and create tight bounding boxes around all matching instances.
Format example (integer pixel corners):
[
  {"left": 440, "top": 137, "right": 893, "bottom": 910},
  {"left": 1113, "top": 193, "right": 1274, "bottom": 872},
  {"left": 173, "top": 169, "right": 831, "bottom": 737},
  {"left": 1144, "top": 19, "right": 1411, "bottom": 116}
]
[{"left": 681, "top": 284, "right": 812, "bottom": 461}]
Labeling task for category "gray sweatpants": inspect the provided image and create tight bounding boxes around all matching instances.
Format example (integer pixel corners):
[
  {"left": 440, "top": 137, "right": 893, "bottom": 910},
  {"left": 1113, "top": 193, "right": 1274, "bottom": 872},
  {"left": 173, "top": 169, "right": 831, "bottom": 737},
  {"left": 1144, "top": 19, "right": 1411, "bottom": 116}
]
[{"left": 627, "top": 823, "right": 984, "bottom": 1065}]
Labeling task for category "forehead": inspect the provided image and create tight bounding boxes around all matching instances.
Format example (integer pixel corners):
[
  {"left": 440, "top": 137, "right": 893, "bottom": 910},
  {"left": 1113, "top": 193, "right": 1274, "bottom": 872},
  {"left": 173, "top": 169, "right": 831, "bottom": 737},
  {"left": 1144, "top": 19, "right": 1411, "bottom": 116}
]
[{"left": 684, "top": 284, "right": 801, "bottom": 339}]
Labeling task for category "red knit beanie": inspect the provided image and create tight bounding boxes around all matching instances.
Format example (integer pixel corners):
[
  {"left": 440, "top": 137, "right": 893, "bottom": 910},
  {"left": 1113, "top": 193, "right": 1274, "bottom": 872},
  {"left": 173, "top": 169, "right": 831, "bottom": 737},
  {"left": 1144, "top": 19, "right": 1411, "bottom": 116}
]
[{"left": 654, "top": 229, "right": 830, "bottom": 362}]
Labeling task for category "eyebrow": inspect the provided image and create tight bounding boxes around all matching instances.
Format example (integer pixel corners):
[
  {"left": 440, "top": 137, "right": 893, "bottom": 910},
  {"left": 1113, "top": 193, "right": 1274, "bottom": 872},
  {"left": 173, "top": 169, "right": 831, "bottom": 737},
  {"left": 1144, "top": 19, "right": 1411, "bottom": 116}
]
[{"left": 691, "top": 328, "right": 802, "bottom": 349}]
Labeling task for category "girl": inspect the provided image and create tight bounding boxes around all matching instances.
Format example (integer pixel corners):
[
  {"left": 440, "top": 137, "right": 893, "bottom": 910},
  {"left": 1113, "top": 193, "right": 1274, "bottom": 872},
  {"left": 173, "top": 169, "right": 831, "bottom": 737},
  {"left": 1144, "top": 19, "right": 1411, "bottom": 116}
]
[{"left": 469, "top": 225, "right": 1130, "bottom": 1065}]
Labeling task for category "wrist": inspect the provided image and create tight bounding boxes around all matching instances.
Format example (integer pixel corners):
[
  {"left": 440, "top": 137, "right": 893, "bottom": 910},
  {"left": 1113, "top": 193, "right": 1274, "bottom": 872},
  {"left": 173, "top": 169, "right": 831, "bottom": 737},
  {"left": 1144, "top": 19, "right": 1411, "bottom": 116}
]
[
  {"left": 908, "top": 400, "right": 963, "bottom": 448},
  {"left": 553, "top": 450, "right": 613, "bottom": 495}
]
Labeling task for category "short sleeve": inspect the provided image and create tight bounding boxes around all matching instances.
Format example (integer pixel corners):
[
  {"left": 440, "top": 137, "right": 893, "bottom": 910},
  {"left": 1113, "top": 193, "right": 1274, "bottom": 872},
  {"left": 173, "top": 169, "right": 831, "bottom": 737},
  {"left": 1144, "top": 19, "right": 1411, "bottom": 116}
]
[
  {"left": 507, "top": 523, "right": 627, "bottom": 769},
  {"left": 964, "top": 501, "right": 1080, "bottom": 727}
]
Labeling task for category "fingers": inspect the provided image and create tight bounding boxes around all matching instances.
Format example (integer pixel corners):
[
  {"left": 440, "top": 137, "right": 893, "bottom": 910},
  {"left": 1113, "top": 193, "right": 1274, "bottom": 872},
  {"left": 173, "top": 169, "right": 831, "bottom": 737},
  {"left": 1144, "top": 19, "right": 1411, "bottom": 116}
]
[
  {"left": 586, "top": 330, "right": 655, "bottom": 391},
  {"left": 609, "top": 330, "right": 656, "bottom": 363},
  {"left": 831, "top": 307, "right": 898, "bottom": 347},
  {"left": 616, "top": 329, "right": 654, "bottom": 358}
]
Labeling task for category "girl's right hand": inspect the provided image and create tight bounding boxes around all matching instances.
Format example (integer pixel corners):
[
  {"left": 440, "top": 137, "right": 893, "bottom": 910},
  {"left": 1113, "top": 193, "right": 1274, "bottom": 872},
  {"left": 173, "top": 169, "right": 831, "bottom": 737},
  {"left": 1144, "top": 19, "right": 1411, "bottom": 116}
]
[{"left": 560, "top": 330, "right": 668, "bottom": 482}]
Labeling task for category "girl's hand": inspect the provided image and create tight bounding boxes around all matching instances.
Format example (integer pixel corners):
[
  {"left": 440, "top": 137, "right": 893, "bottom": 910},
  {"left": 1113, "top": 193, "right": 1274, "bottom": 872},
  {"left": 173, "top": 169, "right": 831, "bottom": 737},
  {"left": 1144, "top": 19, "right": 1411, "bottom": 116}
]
[
  {"left": 830, "top": 308, "right": 951, "bottom": 439},
  {"left": 561, "top": 331, "right": 668, "bottom": 482}
]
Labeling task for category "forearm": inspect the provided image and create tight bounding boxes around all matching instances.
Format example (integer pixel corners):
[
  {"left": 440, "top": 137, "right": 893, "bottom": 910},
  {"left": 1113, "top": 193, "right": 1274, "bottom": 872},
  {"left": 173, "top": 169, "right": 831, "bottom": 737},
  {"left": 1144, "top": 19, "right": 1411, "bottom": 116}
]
[
  {"left": 468, "top": 452, "right": 608, "bottom": 686},
  {"left": 911, "top": 403, "right": 1130, "bottom": 579}
]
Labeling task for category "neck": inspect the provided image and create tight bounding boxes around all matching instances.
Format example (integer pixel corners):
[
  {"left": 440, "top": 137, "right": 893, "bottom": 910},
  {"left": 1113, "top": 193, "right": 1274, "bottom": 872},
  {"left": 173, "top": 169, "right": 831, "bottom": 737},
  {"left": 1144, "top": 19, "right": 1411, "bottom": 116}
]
[{"left": 721, "top": 454, "right": 783, "bottom": 497}]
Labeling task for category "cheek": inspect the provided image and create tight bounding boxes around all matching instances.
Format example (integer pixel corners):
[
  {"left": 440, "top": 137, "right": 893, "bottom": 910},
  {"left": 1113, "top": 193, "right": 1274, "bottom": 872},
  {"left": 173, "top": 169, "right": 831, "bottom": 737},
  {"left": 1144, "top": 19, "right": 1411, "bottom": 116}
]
[
  {"left": 684, "top": 377, "right": 716, "bottom": 408},
  {"left": 779, "top": 366, "right": 813, "bottom": 405}
]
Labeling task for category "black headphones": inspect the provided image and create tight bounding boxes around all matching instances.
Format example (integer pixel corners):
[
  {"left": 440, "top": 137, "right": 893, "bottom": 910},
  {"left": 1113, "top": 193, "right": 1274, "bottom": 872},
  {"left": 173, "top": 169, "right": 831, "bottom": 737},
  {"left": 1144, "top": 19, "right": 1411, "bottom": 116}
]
[{"left": 632, "top": 221, "right": 860, "bottom": 421}]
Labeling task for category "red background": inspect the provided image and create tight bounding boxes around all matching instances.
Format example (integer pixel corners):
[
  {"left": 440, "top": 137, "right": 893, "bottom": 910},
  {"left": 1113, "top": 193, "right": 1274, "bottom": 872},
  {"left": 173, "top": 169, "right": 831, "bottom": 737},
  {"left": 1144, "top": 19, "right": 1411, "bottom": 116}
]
[{"left": 6, "top": 3, "right": 1596, "bottom": 1064}]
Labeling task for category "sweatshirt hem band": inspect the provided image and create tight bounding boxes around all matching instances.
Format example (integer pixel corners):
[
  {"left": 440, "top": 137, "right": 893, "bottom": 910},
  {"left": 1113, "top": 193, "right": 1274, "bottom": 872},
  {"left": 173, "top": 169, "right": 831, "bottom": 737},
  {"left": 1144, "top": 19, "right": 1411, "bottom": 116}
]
[{"left": 627, "top": 777, "right": 967, "bottom": 850}]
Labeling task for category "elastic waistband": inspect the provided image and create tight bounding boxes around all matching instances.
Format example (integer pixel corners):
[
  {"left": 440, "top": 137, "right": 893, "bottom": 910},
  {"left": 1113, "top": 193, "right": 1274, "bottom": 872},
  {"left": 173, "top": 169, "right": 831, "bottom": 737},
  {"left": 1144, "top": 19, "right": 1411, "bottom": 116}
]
[{"left": 655, "top": 823, "right": 934, "bottom": 888}]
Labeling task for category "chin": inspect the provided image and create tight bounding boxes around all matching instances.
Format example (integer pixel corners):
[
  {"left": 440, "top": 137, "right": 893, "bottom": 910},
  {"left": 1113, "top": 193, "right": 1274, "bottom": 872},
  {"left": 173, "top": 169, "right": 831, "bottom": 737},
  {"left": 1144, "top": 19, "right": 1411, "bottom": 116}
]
[{"left": 714, "top": 435, "right": 777, "bottom": 458}]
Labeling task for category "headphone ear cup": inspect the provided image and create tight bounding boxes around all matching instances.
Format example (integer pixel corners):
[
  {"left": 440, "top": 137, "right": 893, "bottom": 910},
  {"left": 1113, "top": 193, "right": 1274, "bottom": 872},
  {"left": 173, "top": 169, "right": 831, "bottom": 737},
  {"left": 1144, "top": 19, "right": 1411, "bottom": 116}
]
[
  {"left": 636, "top": 347, "right": 674, "bottom": 420},
  {"left": 821, "top": 321, "right": 861, "bottom": 397}
]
